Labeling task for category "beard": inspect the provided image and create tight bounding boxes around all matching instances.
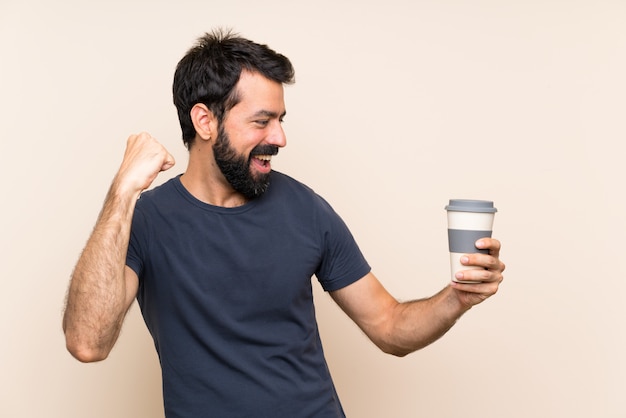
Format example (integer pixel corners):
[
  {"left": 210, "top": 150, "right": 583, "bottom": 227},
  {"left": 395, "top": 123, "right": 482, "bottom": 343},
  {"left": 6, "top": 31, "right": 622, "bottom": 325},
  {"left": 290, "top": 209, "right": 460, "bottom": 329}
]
[{"left": 212, "top": 125, "right": 278, "bottom": 200}]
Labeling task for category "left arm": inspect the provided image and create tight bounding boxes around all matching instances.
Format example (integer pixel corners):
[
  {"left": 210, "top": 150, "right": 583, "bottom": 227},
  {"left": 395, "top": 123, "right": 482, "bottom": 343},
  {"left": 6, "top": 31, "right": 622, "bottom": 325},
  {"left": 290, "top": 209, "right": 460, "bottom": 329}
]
[{"left": 330, "top": 238, "right": 505, "bottom": 357}]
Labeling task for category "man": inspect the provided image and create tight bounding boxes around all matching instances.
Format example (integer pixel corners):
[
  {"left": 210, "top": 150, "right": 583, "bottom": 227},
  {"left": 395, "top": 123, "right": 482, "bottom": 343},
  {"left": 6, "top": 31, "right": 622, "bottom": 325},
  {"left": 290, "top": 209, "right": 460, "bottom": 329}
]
[{"left": 63, "top": 28, "right": 505, "bottom": 418}]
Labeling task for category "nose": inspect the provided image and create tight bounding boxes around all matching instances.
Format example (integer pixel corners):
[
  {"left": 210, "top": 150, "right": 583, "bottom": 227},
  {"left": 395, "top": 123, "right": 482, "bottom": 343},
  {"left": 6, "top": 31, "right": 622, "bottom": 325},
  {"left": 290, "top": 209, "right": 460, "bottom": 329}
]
[{"left": 267, "top": 122, "right": 287, "bottom": 148}]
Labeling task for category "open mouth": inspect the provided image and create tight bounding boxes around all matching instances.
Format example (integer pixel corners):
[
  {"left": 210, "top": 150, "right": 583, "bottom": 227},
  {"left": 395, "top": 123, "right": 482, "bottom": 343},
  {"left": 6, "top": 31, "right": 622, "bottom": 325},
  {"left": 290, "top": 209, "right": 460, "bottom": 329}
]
[
  {"left": 251, "top": 154, "right": 274, "bottom": 172},
  {"left": 254, "top": 154, "right": 272, "bottom": 163},
  {"left": 250, "top": 146, "right": 279, "bottom": 171}
]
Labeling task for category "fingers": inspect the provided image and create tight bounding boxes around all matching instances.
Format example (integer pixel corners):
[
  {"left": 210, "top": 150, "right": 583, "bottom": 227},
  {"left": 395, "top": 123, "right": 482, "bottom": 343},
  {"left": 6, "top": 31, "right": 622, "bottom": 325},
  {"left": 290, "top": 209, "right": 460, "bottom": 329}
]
[
  {"left": 450, "top": 279, "right": 500, "bottom": 304},
  {"left": 450, "top": 237, "right": 505, "bottom": 306},
  {"left": 133, "top": 132, "right": 175, "bottom": 167},
  {"left": 454, "top": 237, "right": 505, "bottom": 283},
  {"left": 117, "top": 132, "right": 176, "bottom": 193},
  {"left": 161, "top": 153, "right": 176, "bottom": 172},
  {"left": 451, "top": 258, "right": 503, "bottom": 306},
  {"left": 462, "top": 253, "right": 505, "bottom": 274},
  {"left": 455, "top": 263, "right": 504, "bottom": 284},
  {"left": 476, "top": 237, "right": 501, "bottom": 257},
  {"left": 470, "top": 238, "right": 505, "bottom": 271}
]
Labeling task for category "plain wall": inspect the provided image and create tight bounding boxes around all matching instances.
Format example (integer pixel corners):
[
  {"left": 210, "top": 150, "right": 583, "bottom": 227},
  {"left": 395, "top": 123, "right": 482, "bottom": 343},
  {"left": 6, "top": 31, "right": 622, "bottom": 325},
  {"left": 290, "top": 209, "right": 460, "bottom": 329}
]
[{"left": 1, "top": 0, "right": 625, "bottom": 417}]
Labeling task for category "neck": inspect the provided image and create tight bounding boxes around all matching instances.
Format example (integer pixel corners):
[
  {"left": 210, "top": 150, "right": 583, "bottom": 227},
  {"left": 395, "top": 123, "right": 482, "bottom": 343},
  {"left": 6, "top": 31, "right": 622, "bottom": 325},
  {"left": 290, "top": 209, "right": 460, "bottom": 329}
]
[{"left": 180, "top": 158, "right": 248, "bottom": 208}]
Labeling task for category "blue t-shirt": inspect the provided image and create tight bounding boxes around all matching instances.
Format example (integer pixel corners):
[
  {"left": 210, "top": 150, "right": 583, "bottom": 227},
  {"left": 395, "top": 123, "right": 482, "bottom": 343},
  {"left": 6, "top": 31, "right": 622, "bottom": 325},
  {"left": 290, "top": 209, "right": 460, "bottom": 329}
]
[{"left": 126, "top": 172, "right": 370, "bottom": 418}]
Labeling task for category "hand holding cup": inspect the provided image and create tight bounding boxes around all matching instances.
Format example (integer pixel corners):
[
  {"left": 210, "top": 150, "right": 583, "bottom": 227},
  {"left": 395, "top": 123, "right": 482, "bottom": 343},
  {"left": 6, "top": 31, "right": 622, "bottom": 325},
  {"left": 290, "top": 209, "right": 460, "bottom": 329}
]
[{"left": 445, "top": 199, "right": 497, "bottom": 284}]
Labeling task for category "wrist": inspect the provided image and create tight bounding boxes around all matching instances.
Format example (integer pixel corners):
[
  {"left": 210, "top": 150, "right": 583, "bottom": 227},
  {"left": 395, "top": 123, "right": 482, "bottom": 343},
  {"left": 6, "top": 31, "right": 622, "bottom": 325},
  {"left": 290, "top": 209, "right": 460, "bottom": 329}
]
[
  {"left": 442, "top": 284, "right": 473, "bottom": 316},
  {"left": 110, "top": 173, "right": 144, "bottom": 202}
]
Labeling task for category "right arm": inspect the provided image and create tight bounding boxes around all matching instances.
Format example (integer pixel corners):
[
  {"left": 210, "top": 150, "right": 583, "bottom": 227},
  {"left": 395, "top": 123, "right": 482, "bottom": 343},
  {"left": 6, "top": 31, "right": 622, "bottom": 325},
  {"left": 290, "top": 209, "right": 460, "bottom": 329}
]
[{"left": 62, "top": 132, "right": 175, "bottom": 362}]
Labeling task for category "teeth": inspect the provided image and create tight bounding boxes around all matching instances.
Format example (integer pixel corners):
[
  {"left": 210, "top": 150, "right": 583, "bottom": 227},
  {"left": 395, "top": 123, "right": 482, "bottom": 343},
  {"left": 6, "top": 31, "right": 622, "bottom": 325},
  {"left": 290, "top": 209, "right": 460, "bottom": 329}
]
[{"left": 255, "top": 155, "right": 272, "bottom": 161}]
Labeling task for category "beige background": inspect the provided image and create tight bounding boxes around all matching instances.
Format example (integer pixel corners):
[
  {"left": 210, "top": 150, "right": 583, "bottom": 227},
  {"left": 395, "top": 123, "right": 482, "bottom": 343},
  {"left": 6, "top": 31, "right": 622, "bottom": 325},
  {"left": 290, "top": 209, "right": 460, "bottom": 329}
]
[{"left": 1, "top": 0, "right": 625, "bottom": 417}]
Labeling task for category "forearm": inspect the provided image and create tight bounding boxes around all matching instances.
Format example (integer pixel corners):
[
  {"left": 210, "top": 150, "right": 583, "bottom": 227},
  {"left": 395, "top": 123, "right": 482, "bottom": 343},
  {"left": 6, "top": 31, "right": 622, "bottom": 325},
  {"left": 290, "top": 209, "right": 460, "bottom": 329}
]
[
  {"left": 63, "top": 181, "right": 139, "bottom": 362},
  {"left": 381, "top": 286, "right": 470, "bottom": 357},
  {"left": 334, "top": 240, "right": 504, "bottom": 358}
]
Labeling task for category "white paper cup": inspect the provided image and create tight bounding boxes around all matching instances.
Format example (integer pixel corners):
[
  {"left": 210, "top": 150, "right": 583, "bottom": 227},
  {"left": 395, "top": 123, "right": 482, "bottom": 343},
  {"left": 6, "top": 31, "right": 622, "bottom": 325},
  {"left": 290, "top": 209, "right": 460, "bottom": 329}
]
[{"left": 445, "top": 199, "right": 497, "bottom": 283}]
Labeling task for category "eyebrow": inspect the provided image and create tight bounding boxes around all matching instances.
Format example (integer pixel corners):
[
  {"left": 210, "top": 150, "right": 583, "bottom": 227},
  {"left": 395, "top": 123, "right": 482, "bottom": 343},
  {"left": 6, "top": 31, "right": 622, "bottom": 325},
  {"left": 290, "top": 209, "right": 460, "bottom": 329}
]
[{"left": 252, "top": 109, "right": 287, "bottom": 119}]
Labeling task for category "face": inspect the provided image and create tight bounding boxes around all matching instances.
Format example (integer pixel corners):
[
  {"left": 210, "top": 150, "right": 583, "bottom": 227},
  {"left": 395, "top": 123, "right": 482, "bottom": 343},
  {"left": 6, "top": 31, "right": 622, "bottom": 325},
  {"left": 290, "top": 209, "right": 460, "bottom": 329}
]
[{"left": 213, "top": 71, "right": 287, "bottom": 199}]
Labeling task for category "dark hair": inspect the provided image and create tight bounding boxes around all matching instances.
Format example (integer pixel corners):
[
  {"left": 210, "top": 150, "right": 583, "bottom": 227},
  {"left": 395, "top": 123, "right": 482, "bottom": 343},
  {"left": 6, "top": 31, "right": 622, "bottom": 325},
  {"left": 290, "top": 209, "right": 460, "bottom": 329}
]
[{"left": 173, "top": 28, "right": 295, "bottom": 149}]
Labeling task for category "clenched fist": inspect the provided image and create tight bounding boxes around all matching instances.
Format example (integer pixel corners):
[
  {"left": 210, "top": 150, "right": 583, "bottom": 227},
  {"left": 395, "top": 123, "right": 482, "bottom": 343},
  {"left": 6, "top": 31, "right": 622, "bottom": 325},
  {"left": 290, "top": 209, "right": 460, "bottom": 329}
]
[{"left": 114, "top": 132, "right": 176, "bottom": 195}]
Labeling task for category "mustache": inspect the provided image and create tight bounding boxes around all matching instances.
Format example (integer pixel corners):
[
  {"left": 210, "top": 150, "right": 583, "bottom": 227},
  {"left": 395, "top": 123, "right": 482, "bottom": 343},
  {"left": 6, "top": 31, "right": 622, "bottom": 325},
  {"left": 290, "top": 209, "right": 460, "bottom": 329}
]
[{"left": 250, "top": 145, "right": 279, "bottom": 157}]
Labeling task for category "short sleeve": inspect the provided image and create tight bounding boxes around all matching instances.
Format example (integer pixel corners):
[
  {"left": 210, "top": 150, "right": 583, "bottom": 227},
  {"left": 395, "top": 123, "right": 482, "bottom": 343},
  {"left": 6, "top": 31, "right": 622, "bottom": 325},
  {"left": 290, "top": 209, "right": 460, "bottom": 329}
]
[
  {"left": 126, "top": 203, "right": 149, "bottom": 279},
  {"left": 314, "top": 198, "right": 371, "bottom": 292}
]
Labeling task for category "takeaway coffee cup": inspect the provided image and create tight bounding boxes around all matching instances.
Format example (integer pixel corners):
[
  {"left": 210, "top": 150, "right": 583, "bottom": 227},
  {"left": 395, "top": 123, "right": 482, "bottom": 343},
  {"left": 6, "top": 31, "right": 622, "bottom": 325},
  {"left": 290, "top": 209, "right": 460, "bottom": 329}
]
[{"left": 445, "top": 199, "right": 497, "bottom": 283}]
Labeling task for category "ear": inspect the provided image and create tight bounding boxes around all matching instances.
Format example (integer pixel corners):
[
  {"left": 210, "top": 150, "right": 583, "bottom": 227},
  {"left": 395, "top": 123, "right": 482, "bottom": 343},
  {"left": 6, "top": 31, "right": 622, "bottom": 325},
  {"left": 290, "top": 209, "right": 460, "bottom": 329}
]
[{"left": 190, "top": 103, "right": 217, "bottom": 141}]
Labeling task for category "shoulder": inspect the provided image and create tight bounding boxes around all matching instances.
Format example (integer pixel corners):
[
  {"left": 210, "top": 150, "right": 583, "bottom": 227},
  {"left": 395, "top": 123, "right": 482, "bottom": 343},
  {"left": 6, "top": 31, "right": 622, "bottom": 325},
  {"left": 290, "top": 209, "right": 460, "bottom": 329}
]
[
  {"left": 267, "top": 171, "right": 336, "bottom": 213},
  {"left": 266, "top": 171, "right": 349, "bottom": 235},
  {"left": 136, "top": 176, "right": 182, "bottom": 205},
  {"left": 269, "top": 171, "right": 314, "bottom": 193},
  {"left": 133, "top": 176, "right": 187, "bottom": 221}
]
